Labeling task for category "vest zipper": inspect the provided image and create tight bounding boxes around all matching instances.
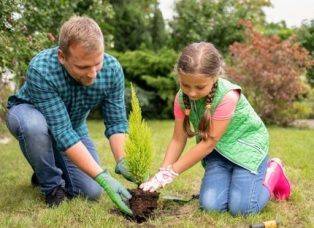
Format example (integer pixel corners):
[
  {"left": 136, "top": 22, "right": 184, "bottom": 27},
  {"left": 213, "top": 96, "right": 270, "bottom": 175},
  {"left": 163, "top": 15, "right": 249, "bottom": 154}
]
[
  {"left": 237, "top": 139, "right": 264, "bottom": 154},
  {"left": 191, "top": 100, "right": 200, "bottom": 135},
  {"left": 192, "top": 100, "right": 200, "bottom": 126}
]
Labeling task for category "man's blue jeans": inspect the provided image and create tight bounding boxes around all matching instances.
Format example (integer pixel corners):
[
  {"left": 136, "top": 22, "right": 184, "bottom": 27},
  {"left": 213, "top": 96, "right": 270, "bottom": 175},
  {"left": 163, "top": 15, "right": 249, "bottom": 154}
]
[
  {"left": 6, "top": 103, "right": 102, "bottom": 199},
  {"left": 200, "top": 150, "right": 270, "bottom": 216}
]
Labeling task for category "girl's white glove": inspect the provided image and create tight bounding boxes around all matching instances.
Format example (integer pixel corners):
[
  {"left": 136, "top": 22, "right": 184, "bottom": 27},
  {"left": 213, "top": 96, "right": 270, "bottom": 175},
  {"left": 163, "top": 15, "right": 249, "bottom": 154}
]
[{"left": 140, "top": 166, "right": 178, "bottom": 192}]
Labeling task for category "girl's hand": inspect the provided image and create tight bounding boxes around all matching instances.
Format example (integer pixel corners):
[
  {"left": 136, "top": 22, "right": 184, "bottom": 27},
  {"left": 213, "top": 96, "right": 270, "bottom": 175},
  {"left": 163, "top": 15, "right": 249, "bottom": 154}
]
[{"left": 140, "top": 166, "right": 178, "bottom": 192}]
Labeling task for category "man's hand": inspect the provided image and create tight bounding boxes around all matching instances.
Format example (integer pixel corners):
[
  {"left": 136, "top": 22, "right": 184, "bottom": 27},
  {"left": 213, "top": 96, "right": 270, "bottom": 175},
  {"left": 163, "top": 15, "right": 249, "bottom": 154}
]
[
  {"left": 140, "top": 166, "right": 178, "bottom": 192},
  {"left": 95, "top": 170, "right": 133, "bottom": 216},
  {"left": 115, "top": 157, "right": 137, "bottom": 184}
]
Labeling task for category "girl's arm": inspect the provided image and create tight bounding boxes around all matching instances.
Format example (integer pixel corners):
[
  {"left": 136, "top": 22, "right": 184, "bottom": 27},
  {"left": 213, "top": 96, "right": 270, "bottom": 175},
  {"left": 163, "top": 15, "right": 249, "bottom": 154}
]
[
  {"left": 172, "top": 90, "right": 239, "bottom": 174},
  {"left": 161, "top": 118, "right": 188, "bottom": 167},
  {"left": 140, "top": 118, "right": 232, "bottom": 192},
  {"left": 140, "top": 90, "right": 239, "bottom": 192},
  {"left": 172, "top": 118, "right": 231, "bottom": 174}
]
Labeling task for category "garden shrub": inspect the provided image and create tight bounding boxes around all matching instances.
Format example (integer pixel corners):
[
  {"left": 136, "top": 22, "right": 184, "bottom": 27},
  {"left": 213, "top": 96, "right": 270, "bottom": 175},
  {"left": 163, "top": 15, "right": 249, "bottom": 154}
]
[
  {"left": 111, "top": 49, "right": 178, "bottom": 119},
  {"left": 227, "top": 20, "right": 313, "bottom": 125}
]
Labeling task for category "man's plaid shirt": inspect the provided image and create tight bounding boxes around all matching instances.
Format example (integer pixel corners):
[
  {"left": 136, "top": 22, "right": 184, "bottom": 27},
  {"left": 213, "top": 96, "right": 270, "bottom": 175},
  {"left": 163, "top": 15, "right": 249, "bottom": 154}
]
[{"left": 8, "top": 47, "right": 128, "bottom": 151}]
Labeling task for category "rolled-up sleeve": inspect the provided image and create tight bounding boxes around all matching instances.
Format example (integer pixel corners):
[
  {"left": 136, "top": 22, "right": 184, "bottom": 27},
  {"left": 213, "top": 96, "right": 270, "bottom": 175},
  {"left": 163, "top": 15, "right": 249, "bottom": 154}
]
[
  {"left": 27, "top": 67, "right": 80, "bottom": 151},
  {"left": 102, "top": 64, "right": 128, "bottom": 138}
]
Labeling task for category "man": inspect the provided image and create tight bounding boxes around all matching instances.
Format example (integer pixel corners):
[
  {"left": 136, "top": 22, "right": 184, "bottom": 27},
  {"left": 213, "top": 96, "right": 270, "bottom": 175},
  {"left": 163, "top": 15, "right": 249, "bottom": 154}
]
[{"left": 6, "top": 16, "right": 134, "bottom": 215}]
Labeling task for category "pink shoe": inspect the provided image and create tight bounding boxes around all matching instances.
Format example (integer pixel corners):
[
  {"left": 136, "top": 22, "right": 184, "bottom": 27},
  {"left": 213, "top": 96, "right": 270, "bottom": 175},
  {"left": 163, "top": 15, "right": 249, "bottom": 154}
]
[{"left": 264, "top": 158, "right": 291, "bottom": 201}]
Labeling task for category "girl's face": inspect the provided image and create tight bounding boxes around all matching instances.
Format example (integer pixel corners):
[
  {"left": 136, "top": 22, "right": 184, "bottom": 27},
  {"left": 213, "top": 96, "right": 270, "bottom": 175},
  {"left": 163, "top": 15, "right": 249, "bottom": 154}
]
[{"left": 179, "top": 73, "right": 216, "bottom": 100}]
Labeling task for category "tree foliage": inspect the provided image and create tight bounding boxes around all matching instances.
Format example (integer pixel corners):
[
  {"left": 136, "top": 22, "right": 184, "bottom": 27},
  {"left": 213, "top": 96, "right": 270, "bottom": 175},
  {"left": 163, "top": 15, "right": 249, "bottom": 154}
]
[
  {"left": 170, "top": 0, "right": 271, "bottom": 53},
  {"left": 109, "top": 0, "right": 167, "bottom": 51},
  {"left": 112, "top": 49, "right": 178, "bottom": 118},
  {"left": 297, "top": 19, "right": 314, "bottom": 86},
  {"left": 21, "top": 0, "right": 114, "bottom": 43},
  {"left": 1, "top": 0, "right": 313, "bottom": 126},
  {"left": 150, "top": 3, "right": 168, "bottom": 51},
  {"left": 125, "top": 85, "right": 154, "bottom": 184},
  {"left": 227, "top": 21, "right": 313, "bottom": 125},
  {"left": 262, "top": 21, "right": 294, "bottom": 40},
  {"left": 109, "top": 1, "right": 151, "bottom": 51}
]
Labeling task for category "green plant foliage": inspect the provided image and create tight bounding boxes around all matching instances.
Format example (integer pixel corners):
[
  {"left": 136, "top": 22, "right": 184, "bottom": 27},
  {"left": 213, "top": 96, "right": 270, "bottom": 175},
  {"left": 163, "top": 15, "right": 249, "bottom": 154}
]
[
  {"left": 112, "top": 49, "right": 178, "bottom": 118},
  {"left": 297, "top": 19, "right": 314, "bottom": 86},
  {"left": 109, "top": 0, "right": 158, "bottom": 51},
  {"left": 21, "top": 0, "right": 114, "bottom": 44},
  {"left": 262, "top": 21, "right": 294, "bottom": 40},
  {"left": 169, "top": 0, "right": 271, "bottom": 53},
  {"left": 150, "top": 3, "right": 168, "bottom": 51},
  {"left": 125, "top": 85, "right": 154, "bottom": 184}
]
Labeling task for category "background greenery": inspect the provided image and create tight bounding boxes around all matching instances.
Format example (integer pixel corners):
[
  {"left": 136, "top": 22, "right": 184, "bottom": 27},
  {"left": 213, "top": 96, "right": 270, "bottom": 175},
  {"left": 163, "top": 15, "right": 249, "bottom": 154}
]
[
  {"left": 1, "top": 1, "right": 313, "bottom": 226},
  {"left": 0, "top": 120, "right": 313, "bottom": 227},
  {"left": 1, "top": 0, "right": 313, "bottom": 126}
]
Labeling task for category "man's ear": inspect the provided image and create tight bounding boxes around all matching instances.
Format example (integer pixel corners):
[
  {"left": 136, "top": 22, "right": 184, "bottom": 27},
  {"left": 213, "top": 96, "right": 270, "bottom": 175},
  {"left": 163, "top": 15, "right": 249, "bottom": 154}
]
[{"left": 58, "top": 49, "right": 65, "bottom": 65}]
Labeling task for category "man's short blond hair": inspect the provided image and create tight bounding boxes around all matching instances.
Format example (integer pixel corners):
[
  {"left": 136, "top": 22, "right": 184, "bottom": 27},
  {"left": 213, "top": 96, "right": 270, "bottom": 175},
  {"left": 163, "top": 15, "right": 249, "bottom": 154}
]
[{"left": 59, "top": 16, "right": 104, "bottom": 55}]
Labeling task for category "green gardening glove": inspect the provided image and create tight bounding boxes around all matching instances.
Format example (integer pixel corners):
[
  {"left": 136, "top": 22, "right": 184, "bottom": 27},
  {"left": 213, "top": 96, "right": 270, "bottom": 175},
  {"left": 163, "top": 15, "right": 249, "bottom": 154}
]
[
  {"left": 115, "top": 157, "right": 138, "bottom": 184},
  {"left": 95, "top": 170, "right": 133, "bottom": 216}
]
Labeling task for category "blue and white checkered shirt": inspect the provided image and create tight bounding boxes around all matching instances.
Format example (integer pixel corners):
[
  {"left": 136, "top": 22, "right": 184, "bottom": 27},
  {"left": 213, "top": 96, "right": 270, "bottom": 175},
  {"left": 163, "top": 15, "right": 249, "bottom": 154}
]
[{"left": 8, "top": 47, "right": 128, "bottom": 151}]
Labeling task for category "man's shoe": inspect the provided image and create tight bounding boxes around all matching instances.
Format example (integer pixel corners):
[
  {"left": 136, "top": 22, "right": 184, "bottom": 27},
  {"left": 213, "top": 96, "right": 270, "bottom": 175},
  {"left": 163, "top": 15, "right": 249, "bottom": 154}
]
[
  {"left": 45, "top": 185, "right": 67, "bottom": 207},
  {"left": 31, "top": 173, "right": 40, "bottom": 187}
]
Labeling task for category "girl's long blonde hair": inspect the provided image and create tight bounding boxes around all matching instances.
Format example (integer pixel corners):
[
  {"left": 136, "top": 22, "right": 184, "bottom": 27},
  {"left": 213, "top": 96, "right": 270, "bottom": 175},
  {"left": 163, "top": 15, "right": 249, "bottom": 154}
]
[{"left": 176, "top": 42, "right": 224, "bottom": 140}]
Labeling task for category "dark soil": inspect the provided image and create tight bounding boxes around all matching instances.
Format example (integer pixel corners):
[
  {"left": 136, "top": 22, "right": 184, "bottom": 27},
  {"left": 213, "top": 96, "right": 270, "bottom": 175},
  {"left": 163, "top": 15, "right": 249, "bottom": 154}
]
[{"left": 129, "top": 188, "right": 159, "bottom": 223}]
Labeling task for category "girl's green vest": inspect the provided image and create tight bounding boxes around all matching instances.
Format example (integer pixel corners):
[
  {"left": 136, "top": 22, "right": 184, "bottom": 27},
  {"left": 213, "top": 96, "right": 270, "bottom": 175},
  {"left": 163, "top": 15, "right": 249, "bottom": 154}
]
[{"left": 178, "top": 78, "right": 269, "bottom": 174}]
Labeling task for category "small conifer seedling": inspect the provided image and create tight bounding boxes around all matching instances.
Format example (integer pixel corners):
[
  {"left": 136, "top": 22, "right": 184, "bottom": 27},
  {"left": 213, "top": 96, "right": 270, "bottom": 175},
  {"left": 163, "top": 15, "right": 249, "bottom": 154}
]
[
  {"left": 125, "top": 84, "right": 154, "bottom": 185},
  {"left": 125, "top": 85, "right": 159, "bottom": 222}
]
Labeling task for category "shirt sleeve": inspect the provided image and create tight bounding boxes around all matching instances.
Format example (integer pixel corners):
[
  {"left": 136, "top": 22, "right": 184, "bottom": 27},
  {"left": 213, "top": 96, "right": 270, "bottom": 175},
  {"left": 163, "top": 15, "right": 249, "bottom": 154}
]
[
  {"left": 102, "top": 63, "right": 128, "bottom": 138},
  {"left": 173, "top": 92, "right": 185, "bottom": 119},
  {"left": 27, "top": 67, "right": 80, "bottom": 151},
  {"left": 212, "top": 90, "right": 240, "bottom": 120}
]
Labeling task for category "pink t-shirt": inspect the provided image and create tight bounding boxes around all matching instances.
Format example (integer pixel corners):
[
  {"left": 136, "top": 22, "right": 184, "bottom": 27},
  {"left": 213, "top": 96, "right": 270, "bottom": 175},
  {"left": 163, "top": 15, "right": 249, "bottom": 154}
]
[{"left": 173, "top": 90, "right": 240, "bottom": 120}]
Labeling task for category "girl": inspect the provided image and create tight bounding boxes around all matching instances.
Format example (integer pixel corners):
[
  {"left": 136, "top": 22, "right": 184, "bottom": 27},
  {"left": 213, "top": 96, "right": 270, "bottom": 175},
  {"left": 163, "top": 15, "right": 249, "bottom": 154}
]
[{"left": 140, "top": 42, "right": 291, "bottom": 216}]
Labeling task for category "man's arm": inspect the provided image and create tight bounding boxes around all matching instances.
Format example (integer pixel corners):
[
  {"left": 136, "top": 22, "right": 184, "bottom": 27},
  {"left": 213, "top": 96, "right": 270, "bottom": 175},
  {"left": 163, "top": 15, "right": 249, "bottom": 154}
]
[
  {"left": 109, "top": 133, "right": 126, "bottom": 162},
  {"left": 66, "top": 141, "right": 103, "bottom": 177},
  {"left": 102, "top": 62, "right": 128, "bottom": 157},
  {"left": 101, "top": 62, "right": 138, "bottom": 183}
]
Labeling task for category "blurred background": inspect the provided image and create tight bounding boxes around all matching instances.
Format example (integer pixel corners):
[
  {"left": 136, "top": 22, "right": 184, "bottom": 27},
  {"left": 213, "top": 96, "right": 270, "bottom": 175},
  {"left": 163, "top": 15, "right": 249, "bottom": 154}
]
[{"left": 0, "top": 0, "right": 313, "bottom": 134}]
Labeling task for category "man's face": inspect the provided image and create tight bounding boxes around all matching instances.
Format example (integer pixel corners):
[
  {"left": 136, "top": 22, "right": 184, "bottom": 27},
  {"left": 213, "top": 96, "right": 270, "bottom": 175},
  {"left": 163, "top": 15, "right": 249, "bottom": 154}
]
[{"left": 58, "top": 43, "right": 104, "bottom": 86}]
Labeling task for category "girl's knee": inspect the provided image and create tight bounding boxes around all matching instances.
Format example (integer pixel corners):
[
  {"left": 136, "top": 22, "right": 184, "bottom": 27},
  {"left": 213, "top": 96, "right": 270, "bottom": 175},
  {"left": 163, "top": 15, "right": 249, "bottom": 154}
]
[
  {"left": 229, "top": 193, "right": 261, "bottom": 216},
  {"left": 199, "top": 189, "right": 227, "bottom": 212},
  {"left": 228, "top": 182, "right": 268, "bottom": 216},
  {"left": 229, "top": 204, "right": 261, "bottom": 216}
]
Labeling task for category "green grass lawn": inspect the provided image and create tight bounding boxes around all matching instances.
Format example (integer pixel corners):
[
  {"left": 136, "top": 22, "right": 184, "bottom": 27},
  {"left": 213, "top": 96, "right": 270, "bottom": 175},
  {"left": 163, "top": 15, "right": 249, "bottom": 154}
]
[{"left": 0, "top": 120, "right": 313, "bottom": 227}]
